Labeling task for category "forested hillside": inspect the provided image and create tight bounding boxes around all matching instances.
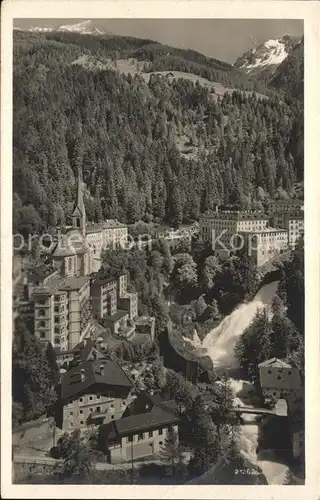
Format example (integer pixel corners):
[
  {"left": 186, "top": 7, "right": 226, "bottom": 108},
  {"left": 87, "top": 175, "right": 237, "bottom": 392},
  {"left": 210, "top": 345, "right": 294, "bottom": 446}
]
[{"left": 13, "top": 31, "right": 303, "bottom": 233}]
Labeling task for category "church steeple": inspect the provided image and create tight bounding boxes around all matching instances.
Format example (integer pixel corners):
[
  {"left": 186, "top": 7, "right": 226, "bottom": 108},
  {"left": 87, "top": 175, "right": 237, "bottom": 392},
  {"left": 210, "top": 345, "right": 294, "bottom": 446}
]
[{"left": 72, "top": 166, "right": 86, "bottom": 236}]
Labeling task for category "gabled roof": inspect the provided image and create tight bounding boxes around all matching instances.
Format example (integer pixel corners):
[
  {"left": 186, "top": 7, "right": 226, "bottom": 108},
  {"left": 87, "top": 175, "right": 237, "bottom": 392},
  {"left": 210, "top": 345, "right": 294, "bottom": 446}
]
[
  {"left": 101, "top": 398, "right": 179, "bottom": 439},
  {"left": 60, "top": 360, "right": 133, "bottom": 402},
  {"left": 258, "top": 358, "right": 292, "bottom": 369}
]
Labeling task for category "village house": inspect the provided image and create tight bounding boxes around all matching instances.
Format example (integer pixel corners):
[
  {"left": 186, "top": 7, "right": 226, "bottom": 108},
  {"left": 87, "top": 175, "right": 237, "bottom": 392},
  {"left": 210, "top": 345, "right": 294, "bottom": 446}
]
[
  {"left": 55, "top": 359, "right": 134, "bottom": 432},
  {"left": 258, "top": 357, "right": 302, "bottom": 400},
  {"left": 98, "top": 393, "right": 180, "bottom": 464}
]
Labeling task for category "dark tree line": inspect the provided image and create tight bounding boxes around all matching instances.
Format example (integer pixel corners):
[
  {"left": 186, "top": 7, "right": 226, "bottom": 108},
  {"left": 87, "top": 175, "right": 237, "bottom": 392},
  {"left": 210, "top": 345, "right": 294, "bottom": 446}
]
[{"left": 13, "top": 31, "right": 303, "bottom": 235}]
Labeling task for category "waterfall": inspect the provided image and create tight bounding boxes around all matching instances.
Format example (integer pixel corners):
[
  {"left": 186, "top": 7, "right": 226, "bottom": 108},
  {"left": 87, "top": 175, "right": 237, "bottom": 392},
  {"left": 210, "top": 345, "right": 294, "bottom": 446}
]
[{"left": 182, "top": 281, "right": 288, "bottom": 484}]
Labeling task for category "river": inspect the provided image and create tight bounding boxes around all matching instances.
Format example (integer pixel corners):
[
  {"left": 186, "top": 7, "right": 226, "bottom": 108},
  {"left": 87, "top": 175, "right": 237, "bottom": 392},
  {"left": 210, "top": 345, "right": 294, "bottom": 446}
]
[{"left": 187, "top": 281, "right": 289, "bottom": 484}]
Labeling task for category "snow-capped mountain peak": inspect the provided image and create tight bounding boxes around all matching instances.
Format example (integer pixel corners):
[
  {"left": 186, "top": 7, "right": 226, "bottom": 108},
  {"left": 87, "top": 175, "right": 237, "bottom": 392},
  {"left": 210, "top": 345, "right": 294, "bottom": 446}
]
[
  {"left": 234, "top": 34, "right": 302, "bottom": 78},
  {"left": 17, "top": 20, "right": 106, "bottom": 36}
]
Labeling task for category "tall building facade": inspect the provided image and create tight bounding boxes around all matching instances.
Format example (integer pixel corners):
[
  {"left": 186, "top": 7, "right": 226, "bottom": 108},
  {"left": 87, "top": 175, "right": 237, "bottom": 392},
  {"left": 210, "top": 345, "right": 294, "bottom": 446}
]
[{"left": 199, "top": 209, "right": 269, "bottom": 259}]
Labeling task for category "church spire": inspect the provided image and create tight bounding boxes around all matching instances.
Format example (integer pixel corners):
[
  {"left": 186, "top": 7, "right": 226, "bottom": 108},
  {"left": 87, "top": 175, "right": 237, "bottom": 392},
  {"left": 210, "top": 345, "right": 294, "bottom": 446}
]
[{"left": 72, "top": 166, "right": 86, "bottom": 236}]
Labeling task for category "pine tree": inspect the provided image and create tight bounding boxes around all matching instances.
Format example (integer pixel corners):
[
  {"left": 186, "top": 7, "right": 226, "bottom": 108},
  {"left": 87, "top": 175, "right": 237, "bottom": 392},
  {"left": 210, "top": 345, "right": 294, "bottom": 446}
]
[
  {"left": 160, "top": 427, "right": 183, "bottom": 476},
  {"left": 13, "top": 322, "right": 57, "bottom": 421}
]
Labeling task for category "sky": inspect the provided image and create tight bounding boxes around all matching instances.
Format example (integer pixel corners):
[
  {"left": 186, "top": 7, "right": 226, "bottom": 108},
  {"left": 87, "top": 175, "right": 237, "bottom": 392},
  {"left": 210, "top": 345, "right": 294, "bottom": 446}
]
[{"left": 14, "top": 19, "right": 303, "bottom": 64}]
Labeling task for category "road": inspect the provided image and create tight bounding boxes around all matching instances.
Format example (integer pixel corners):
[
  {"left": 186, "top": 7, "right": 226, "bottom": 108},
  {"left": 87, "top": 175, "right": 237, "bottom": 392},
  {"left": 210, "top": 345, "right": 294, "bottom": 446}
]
[{"left": 14, "top": 452, "right": 192, "bottom": 472}]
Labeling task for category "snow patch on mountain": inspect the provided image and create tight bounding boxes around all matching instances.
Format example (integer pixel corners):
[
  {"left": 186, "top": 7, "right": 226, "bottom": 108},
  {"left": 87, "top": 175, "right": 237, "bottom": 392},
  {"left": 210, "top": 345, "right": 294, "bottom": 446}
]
[
  {"left": 235, "top": 35, "right": 302, "bottom": 78},
  {"left": 18, "top": 20, "right": 106, "bottom": 36}
]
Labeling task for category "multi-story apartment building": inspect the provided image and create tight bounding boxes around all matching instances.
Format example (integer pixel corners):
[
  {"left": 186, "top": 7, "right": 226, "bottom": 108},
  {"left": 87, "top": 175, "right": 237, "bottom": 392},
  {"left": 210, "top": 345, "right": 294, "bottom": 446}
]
[
  {"left": 240, "top": 227, "right": 288, "bottom": 266},
  {"left": 102, "top": 220, "right": 128, "bottom": 250},
  {"left": 91, "top": 272, "right": 138, "bottom": 339},
  {"left": 33, "top": 274, "right": 92, "bottom": 351},
  {"left": 199, "top": 209, "right": 269, "bottom": 259},
  {"left": 86, "top": 224, "right": 104, "bottom": 259},
  {"left": 269, "top": 197, "right": 302, "bottom": 226},
  {"left": 55, "top": 359, "right": 133, "bottom": 432},
  {"left": 282, "top": 213, "right": 304, "bottom": 248},
  {"left": 14, "top": 167, "right": 131, "bottom": 351},
  {"left": 117, "top": 273, "right": 138, "bottom": 321},
  {"left": 99, "top": 394, "right": 180, "bottom": 463},
  {"left": 91, "top": 276, "right": 118, "bottom": 319},
  {"left": 268, "top": 198, "right": 303, "bottom": 219}
]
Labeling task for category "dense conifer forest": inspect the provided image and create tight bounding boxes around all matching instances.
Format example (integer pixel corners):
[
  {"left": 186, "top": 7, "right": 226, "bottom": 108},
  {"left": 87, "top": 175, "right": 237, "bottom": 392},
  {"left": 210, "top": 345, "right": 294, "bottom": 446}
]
[{"left": 13, "top": 31, "right": 303, "bottom": 233}]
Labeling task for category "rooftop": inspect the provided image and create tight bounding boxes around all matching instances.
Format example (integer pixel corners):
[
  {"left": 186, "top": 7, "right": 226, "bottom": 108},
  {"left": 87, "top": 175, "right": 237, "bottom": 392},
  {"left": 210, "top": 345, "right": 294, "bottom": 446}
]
[
  {"left": 51, "top": 229, "right": 89, "bottom": 257},
  {"left": 240, "top": 227, "right": 288, "bottom": 234},
  {"left": 258, "top": 358, "right": 302, "bottom": 391},
  {"left": 135, "top": 316, "right": 155, "bottom": 326},
  {"left": 101, "top": 398, "right": 179, "bottom": 439},
  {"left": 103, "top": 310, "right": 129, "bottom": 323},
  {"left": 58, "top": 276, "right": 90, "bottom": 291},
  {"left": 102, "top": 219, "right": 127, "bottom": 229},
  {"left": 33, "top": 274, "right": 90, "bottom": 296},
  {"left": 258, "top": 358, "right": 292, "bottom": 368},
  {"left": 86, "top": 222, "right": 104, "bottom": 234},
  {"left": 92, "top": 275, "right": 119, "bottom": 287},
  {"left": 200, "top": 210, "right": 269, "bottom": 221},
  {"left": 27, "top": 263, "right": 57, "bottom": 285},
  {"left": 60, "top": 360, "right": 133, "bottom": 402}
]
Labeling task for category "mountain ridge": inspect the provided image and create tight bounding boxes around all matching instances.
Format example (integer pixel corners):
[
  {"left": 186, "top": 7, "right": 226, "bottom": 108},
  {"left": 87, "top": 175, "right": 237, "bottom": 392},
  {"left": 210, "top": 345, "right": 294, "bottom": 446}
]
[{"left": 234, "top": 34, "right": 302, "bottom": 81}]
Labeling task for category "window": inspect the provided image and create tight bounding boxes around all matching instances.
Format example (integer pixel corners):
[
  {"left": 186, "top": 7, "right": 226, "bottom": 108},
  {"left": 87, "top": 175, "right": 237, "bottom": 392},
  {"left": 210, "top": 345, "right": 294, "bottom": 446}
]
[
  {"left": 138, "top": 432, "right": 144, "bottom": 441},
  {"left": 54, "top": 338, "right": 60, "bottom": 345},
  {"left": 54, "top": 317, "right": 60, "bottom": 324},
  {"left": 80, "top": 421, "right": 84, "bottom": 425},
  {"left": 111, "top": 404, "right": 114, "bottom": 408},
  {"left": 38, "top": 309, "right": 45, "bottom": 317},
  {"left": 89, "top": 396, "right": 93, "bottom": 401},
  {"left": 80, "top": 410, "right": 83, "bottom": 414},
  {"left": 89, "top": 408, "right": 93, "bottom": 413},
  {"left": 54, "top": 327, "right": 59, "bottom": 334},
  {"left": 38, "top": 320, "right": 46, "bottom": 328},
  {"left": 267, "top": 370, "right": 272, "bottom": 374},
  {"left": 96, "top": 407, "right": 101, "bottom": 413},
  {"left": 69, "top": 411, "right": 73, "bottom": 416},
  {"left": 277, "top": 375, "right": 282, "bottom": 380},
  {"left": 68, "top": 257, "right": 72, "bottom": 270},
  {"left": 159, "top": 441, "right": 163, "bottom": 445},
  {"left": 148, "top": 431, "right": 153, "bottom": 438},
  {"left": 54, "top": 306, "right": 59, "bottom": 313},
  {"left": 39, "top": 332, "right": 46, "bottom": 339},
  {"left": 158, "top": 428, "right": 163, "bottom": 435},
  {"left": 111, "top": 415, "right": 114, "bottom": 420},
  {"left": 96, "top": 395, "right": 100, "bottom": 399},
  {"left": 128, "top": 435, "right": 133, "bottom": 442},
  {"left": 79, "top": 398, "right": 83, "bottom": 403}
]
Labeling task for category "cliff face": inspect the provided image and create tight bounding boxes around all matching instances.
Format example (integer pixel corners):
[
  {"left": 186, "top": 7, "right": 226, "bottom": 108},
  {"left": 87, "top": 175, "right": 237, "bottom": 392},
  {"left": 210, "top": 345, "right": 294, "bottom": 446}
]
[{"left": 234, "top": 35, "right": 302, "bottom": 82}]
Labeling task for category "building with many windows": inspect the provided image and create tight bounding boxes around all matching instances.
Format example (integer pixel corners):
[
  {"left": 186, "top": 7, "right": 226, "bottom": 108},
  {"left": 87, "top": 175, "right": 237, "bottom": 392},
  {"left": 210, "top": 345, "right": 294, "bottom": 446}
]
[
  {"left": 33, "top": 274, "right": 92, "bottom": 351},
  {"left": 199, "top": 209, "right": 269, "bottom": 259},
  {"left": 55, "top": 359, "right": 134, "bottom": 432},
  {"left": 282, "top": 213, "right": 304, "bottom": 248},
  {"left": 91, "top": 272, "right": 139, "bottom": 339},
  {"left": 99, "top": 394, "right": 180, "bottom": 463},
  {"left": 240, "top": 227, "right": 288, "bottom": 266},
  {"left": 268, "top": 198, "right": 303, "bottom": 219}
]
